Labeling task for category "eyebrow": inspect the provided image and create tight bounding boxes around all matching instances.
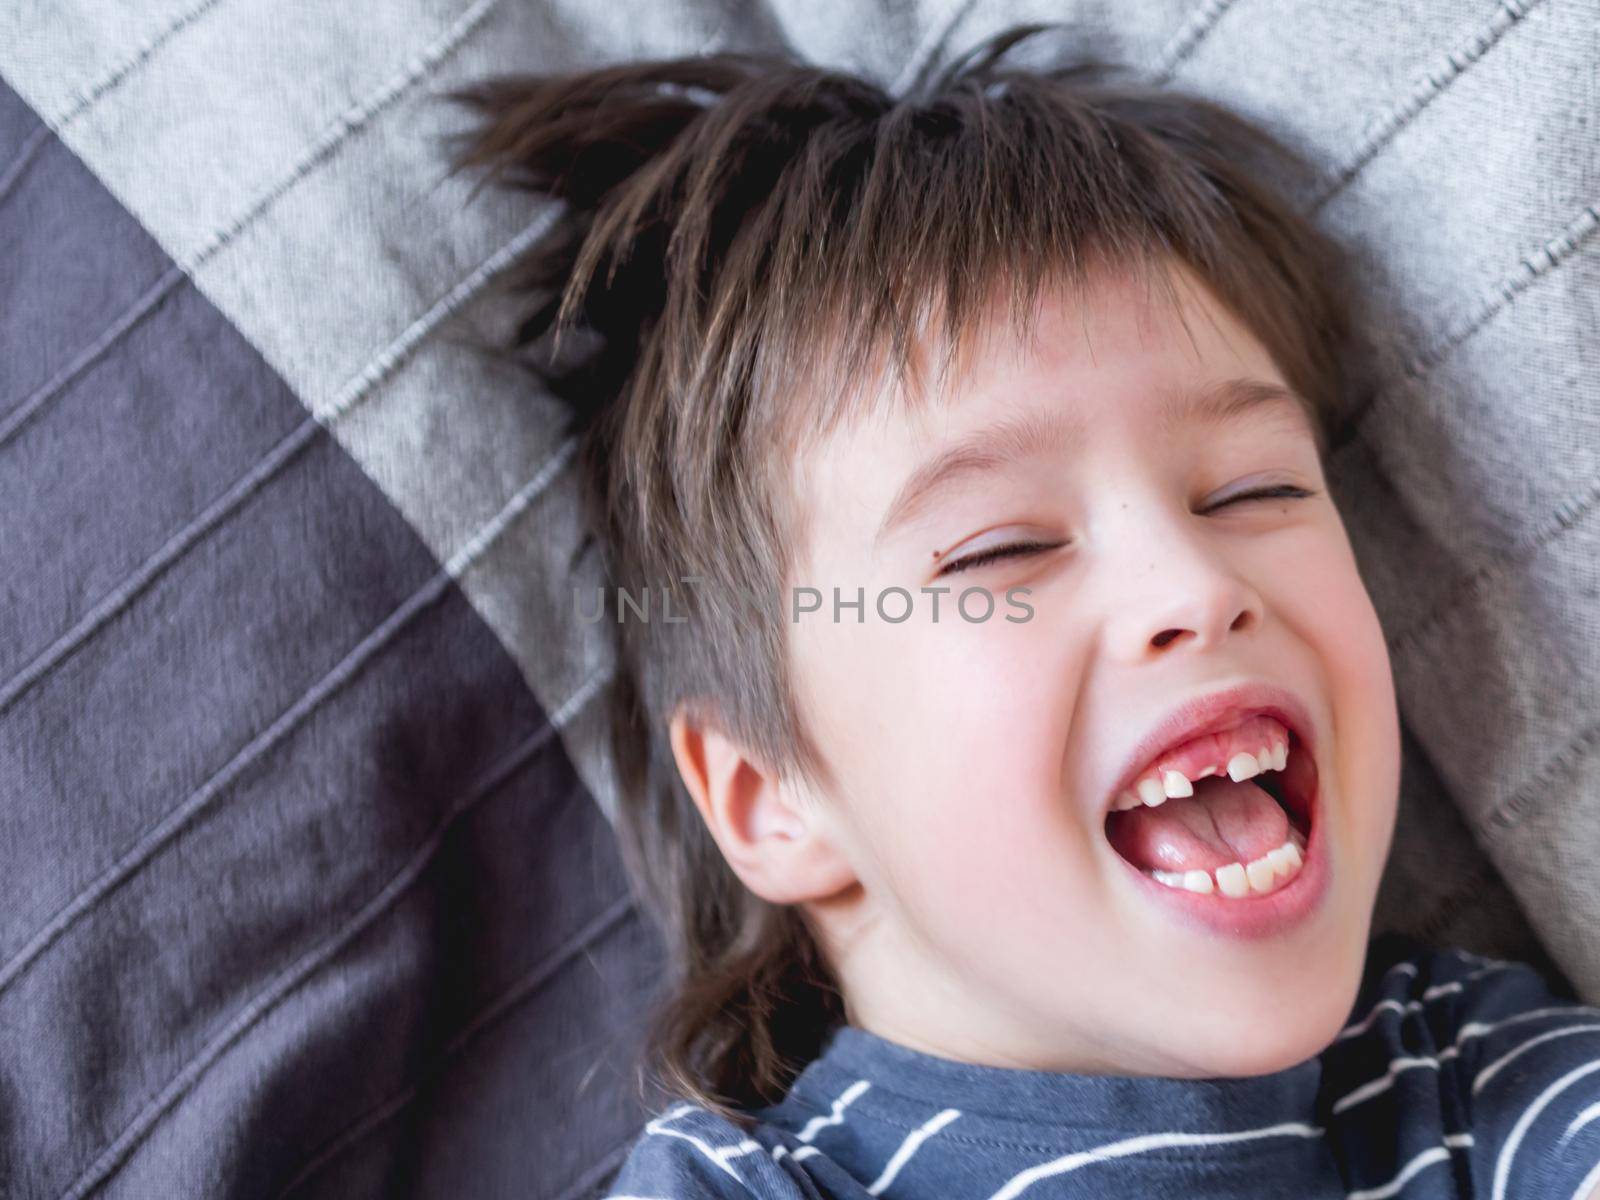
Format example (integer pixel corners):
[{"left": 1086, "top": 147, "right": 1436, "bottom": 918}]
[{"left": 873, "top": 377, "right": 1309, "bottom": 548}]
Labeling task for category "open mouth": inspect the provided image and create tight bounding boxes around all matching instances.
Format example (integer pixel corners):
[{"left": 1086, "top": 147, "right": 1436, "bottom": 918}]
[{"left": 1103, "top": 720, "right": 1319, "bottom": 900}]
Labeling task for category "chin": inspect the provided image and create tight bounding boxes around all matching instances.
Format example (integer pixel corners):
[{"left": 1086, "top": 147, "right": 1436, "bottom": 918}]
[
  {"left": 1196, "top": 1011, "right": 1347, "bottom": 1077},
  {"left": 1183, "top": 928, "right": 1371, "bottom": 1077}
]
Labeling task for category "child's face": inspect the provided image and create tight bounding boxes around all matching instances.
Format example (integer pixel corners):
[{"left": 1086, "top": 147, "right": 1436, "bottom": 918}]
[{"left": 780, "top": 259, "right": 1401, "bottom": 1077}]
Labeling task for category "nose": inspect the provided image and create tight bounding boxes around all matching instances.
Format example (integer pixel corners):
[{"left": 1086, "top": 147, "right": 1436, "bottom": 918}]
[{"left": 1101, "top": 499, "right": 1266, "bottom": 660}]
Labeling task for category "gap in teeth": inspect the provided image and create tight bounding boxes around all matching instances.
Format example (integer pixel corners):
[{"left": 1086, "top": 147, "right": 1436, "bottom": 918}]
[
  {"left": 1147, "top": 832, "right": 1306, "bottom": 897},
  {"left": 1113, "top": 717, "right": 1293, "bottom": 811}
]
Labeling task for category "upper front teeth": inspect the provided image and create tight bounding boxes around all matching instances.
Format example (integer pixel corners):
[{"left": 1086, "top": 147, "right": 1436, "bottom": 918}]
[
  {"left": 1114, "top": 739, "right": 1289, "bottom": 810},
  {"left": 1228, "top": 751, "right": 1263, "bottom": 781}
]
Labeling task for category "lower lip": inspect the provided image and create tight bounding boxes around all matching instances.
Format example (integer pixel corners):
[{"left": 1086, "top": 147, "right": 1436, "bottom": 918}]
[{"left": 1113, "top": 775, "right": 1330, "bottom": 940}]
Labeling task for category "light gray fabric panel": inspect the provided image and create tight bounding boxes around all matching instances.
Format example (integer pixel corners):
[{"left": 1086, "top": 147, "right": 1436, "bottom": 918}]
[{"left": 1, "top": 8, "right": 1594, "bottom": 1190}]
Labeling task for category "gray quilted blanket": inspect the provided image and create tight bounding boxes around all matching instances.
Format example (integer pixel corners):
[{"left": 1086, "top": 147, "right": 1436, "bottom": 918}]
[{"left": 1, "top": 1, "right": 1594, "bottom": 1196}]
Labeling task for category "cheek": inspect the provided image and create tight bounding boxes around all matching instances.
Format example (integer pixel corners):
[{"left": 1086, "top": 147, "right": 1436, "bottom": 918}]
[
  {"left": 1280, "top": 528, "right": 1403, "bottom": 864},
  {"left": 805, "top": 615, "right": 1102, "bottom": 931}
]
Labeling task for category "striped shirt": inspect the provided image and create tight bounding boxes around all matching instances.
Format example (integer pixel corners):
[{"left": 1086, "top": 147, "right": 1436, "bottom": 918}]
[{"left": 602, "top": 934, "right": 1600, "bottom": 1198}]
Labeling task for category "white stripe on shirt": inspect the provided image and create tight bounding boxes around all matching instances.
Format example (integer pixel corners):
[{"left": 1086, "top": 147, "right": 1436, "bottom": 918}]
[
  {"left": 796, "top": 1079, "right": 871, "bottom": 1143},
  {"left": 1492, "top": 1059, "right": 1600, "bottom": 1200},
  {"left": 1473, "top": 1025, "right": 1600, "bottom": 1096},
  {"left": 1345, "top": 1145, "right": 1451, "bottom": 1199},
  {"left": 1332, "top": 1055, "right": 1445, "bottom": 1114},
  {"left": 985, "top": 1122, "right": 1325, "bottom": 1200},
  {"left": 867, "top": 1108, "right": 962, "bottom": 1195},
  {"left": 1559, "top": 1100, "right": 1600, "bottom": 1149},
  {"left": 644, "top": 1106, "right": 759, "bottom": 1183}
]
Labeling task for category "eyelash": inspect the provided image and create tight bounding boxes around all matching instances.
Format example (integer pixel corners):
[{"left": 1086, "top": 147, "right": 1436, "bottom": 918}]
[{"left": 934, "top": 486, "right": 1318, "bottom": 577}]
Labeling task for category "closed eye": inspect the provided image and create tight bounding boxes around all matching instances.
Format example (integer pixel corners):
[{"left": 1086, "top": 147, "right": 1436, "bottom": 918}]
[
  {"left": 936, "top": 538, "right": 1063, "bottom": 578},
  {"left": 1211, "top": 484, "right": 1318, "bottom": 511},
  {"left": 933, "top": 486, "right": 1317, "bottom": 578}
]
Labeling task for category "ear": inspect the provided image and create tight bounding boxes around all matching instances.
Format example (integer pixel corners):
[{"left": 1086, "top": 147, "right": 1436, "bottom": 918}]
[{"left": 668, "top": 703, "right": 857, "bottom": 906}]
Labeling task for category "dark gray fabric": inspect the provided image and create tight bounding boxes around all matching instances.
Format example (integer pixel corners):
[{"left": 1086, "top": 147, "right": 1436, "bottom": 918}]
[{"left": 0, "top": 76, "right": 666, "bottom": 1198}]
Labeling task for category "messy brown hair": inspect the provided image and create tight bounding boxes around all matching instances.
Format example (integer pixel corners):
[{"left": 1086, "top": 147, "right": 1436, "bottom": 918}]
[{"left": 441, "top": 22, "right": 1358, "bottom": 1123}]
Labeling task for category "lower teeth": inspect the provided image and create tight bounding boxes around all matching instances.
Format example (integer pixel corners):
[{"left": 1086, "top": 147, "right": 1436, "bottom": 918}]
[{"left": 1146, "top": 829, "right": 1306, "bottom": 898}]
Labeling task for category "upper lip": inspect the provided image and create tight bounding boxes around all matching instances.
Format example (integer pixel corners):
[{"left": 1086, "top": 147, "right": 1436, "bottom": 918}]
[{"left": 1103, "top": 680, "right": 1316, "bottom": 812}]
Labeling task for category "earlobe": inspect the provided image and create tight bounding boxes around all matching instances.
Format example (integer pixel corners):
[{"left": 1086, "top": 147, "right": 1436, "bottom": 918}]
[{"left": 667, "top": 705, "right": 856, "bottom": 905}]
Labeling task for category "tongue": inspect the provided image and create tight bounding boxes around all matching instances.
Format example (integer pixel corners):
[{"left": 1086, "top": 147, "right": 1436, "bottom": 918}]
[{"left": 1106, "top": 775, "right": 1291, "bottom": 874}]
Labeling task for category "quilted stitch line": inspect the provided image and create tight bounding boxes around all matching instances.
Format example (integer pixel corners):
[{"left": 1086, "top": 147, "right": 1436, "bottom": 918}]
[
  {"left": 1386, "top": 474, "right": 1600, "bottom": 668},
  {"left": 0, "top": 0, "right": 225, "bottom": 204},
  {"left": 1477, "top": 714, "right": 1600, "bottom": 838},
  {"left": 56, "top": 669, "right": 614, "bottom": 1199},
  {"left": 0, "top": 0, "right": 223, "bottom": 420},
  {"left": 1149, "top": 0, "right": 1239, "bottom": 85},
  {"left": 1335, "top": 201, "right": 1600, "bottom": 662},
  {"left": 171, "top": 0, "right": 505, "bottom": 279},
  {"left": 1401, "top": 202, "right": 1599, "bottom": 381},
  {"left": 0, "top": 0, "right": 504, "bottom": 444},
  {"left": 3, "top": 0, "right": 1567, "bottom": 717},
  {"left": 0, "top": 405, "right": 309, "bottom": 710},
  {"left": 0, "top": 120, "right": 49, "bottom": 208},
  {"left": 273, "top": 882, "right": 638, "bottom": 1199},
  {"left": 1310, "top": 0, "right": 1542, "bottom": 213},
  {"left": 0, "top": 208, "right": 562, "bottom": 718},
  {"left": 322, "top": 205, "right": 562, "bottom": 425},
  {"left": 0, "top": 263, "right": 184, "bottom": 448},
  {"left": 0, "top": 434, "right": 580, "bottom": 1004},
  {"left": 49, "top": 0, "right": 228, "bottom": 133},
  {"left": 1301, "top": 0, "right": 1552, "bottom": 454}
]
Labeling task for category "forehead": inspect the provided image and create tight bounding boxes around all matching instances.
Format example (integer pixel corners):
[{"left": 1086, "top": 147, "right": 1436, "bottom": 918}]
[{"left": 781, "top": 261, "right": 1307, "bottom": 573}]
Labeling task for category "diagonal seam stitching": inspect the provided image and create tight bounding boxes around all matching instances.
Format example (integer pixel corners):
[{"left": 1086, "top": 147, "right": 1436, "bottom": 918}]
[
  {"left": 0, "top": 434, "right": 581, "bottom": 1004},
  {"left": 1476, "top": 710, "right": 1600, "bottom": 838},
  {"left": 1149, "top": 0, "right": 1238, "bottom": 85},
  {"left": 170, "top": 0, "right": 506, "bottom": 279},
  {"left": 321, "top": 207, "right": 561, "bottom": 426},
  {"left": 1385, "top": 475, "right": 1600, "bottom": 667},
  {"left": 46, "top": 0, "right": 229, "bottom": 134},
  {"left": 2, "top": 567, "right": 451, "bottom": 1004},
  {"left": 0, "top": 207, "right": 564, "bottom": 719},
  {"left": 274, "top": 887, "right": 638, "bottom": 1200},
  {"left": 0, "top": 0, "right": 223, "bottom": 209},
  {"left": 0, "top": 411, "right": 316, "bottom": 715},
  {"left": 1399, "top": 202, "right": 1600, "bottom": 381},
  {"left": 0, "top": 0, "right": 505, "bottom": 438},
  {"left": 0, "top": 264, "right": 185, "bottom": 449},
  {"left": 1331, "top": 201, "right": 1600, "bottom": 659},
  {"left": 1326, "top": 200, "right": 1599, "bottom": 451},
  {"left": 0, "top": 120, "right": 50, "bottom": 208},
  {"left": 57, "top": 670, "right": 611, "bottom": 1199},
  {"left": 1311, "top": 0, "right": 1542, "bottom": 213}
]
